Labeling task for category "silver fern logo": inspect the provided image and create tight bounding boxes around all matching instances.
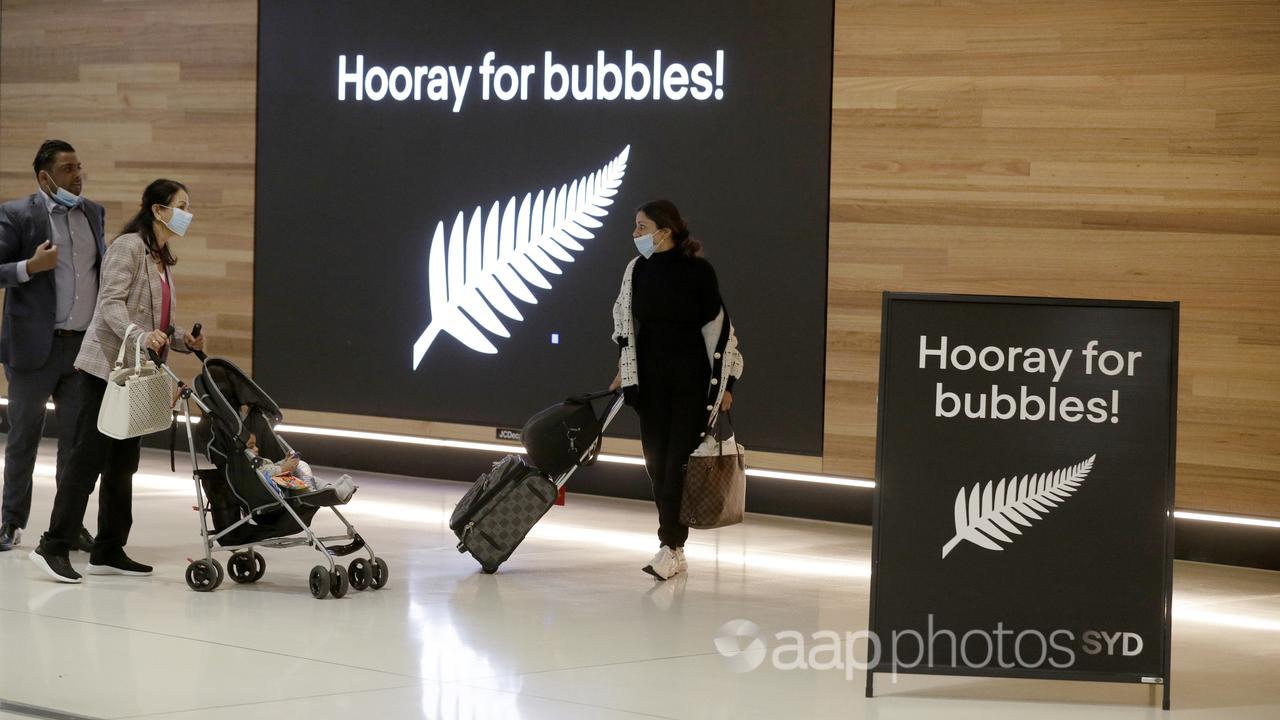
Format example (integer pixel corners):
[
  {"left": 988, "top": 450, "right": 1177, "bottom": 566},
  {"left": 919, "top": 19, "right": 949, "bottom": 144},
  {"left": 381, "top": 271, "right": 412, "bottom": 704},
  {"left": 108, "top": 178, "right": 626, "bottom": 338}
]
[
  {"left": 941, "top": 454, "right": 1097, "bottom": 558},
  {"left": 412, "top": 145, "right": 632, "bottom": 368}
]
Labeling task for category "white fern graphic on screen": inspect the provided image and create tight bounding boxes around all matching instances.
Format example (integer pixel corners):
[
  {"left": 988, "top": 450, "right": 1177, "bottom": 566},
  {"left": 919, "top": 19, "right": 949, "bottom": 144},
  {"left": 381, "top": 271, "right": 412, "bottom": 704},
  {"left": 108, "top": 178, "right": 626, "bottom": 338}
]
[
  {"left": 412, "top": 145, "right": 631, "bottom": 369},
  {"left": 941, "top": 454, "right": 1096, "bottom": 559}
]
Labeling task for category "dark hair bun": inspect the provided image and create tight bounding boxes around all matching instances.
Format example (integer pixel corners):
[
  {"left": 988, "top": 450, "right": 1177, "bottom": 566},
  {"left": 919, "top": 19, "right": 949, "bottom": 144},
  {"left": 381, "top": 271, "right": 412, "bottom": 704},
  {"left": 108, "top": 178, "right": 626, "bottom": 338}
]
[{"left": 637, "top": 199, "right": 702, "bottom": 257}]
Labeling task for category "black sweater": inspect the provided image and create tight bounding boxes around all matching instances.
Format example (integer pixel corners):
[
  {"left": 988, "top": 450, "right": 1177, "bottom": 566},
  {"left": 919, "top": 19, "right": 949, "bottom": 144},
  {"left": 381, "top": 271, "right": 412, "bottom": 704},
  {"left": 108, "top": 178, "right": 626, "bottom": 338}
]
[{"left": 632, "top": 248, "right": 722, "bottom": 391}]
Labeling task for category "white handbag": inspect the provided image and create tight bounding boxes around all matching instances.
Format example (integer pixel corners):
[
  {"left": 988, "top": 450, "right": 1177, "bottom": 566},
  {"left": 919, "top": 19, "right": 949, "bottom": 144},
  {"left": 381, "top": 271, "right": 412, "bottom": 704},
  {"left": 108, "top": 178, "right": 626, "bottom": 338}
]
[{"left": 96, "top": 324, "right": 177, "bottom": 440}]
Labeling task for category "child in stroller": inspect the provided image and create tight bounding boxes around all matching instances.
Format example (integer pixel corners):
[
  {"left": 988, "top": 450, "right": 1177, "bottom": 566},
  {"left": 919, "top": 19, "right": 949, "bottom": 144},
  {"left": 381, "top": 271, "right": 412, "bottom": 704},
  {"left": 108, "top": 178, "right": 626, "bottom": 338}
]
[
  {"left": 166, "top": 355, "right": 385, "bottom": 599},
  {"left": 247, "top": 433, "right": 313, "bottom": 491},
  {"left": 245, "top": 429, "right": 356, "bottom": 499}
]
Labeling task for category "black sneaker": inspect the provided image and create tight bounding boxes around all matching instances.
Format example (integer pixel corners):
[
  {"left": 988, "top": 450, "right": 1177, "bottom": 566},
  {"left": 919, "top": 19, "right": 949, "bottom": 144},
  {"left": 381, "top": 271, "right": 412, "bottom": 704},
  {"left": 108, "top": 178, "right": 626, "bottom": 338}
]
[
  {"left": 30, "top": 546, "right": 82, "bottom": 583},
  {"left": 73, "top": 527, "right": 94, "bottom": 553},
  {"left": 87, "top": 552, "right": 153, "bottom": 576},
  {"left": 0, "top": 523, "right": 20, "bottom": 552}
]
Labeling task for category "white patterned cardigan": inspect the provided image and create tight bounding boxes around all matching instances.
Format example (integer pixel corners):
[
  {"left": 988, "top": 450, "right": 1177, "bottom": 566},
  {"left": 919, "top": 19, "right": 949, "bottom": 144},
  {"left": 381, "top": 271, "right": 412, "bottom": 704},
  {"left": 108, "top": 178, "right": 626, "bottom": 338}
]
[{"left": 611, "top": 256, "right": 744, "bottom": 438}]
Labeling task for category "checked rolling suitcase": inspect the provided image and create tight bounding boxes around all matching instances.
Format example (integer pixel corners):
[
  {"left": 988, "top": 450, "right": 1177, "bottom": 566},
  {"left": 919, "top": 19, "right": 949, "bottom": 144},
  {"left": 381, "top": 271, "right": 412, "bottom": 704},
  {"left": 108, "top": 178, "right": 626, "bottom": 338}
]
[{"left": 451, "top": 390, "right": 623, "bottom": 573}]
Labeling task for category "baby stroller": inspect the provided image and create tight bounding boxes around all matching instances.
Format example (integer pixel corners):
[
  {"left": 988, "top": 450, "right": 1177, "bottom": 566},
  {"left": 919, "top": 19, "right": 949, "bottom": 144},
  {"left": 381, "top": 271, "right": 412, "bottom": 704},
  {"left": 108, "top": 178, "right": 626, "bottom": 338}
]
[{"left": 159, "top": 329, "right": 388, "bottom": 599}]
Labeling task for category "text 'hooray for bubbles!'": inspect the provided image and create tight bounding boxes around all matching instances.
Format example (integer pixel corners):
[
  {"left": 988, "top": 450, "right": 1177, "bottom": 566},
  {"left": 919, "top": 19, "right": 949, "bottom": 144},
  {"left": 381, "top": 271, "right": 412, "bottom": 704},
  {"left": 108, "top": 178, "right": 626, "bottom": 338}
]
[
  {"left": 337, "top": 50, "right": 726, "bottom": 112},
  {"left": 919, "top": 336, "right": 1145, "bottom": 424}
]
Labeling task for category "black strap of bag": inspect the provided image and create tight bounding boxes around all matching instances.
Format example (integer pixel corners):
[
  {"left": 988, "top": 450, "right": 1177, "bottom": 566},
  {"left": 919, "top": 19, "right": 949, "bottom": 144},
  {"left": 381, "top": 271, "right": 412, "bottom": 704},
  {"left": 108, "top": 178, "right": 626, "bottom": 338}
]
[
  {"left": 715, "top": 410, "right": 735, "bottom": 443},
  {"left": 169, "top": 410, "right": 178, "bottom": 472},
  {"left": 570, "top": 389, "right": 619, "bottom": 467},
  {"left": 703, "top": 303, "right": 734, "bottom": 437}
]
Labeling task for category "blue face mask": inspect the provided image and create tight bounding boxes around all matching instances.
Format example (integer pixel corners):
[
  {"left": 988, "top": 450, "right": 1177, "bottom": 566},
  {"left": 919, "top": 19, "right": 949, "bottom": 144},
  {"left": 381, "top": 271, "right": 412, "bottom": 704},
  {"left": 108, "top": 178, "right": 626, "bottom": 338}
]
[
  {"left": 42, "top": 173, "right": 81, "bottom": 208},
  {"left": 160, "top": 205, "right": 193, "bottom": 237},
  {"left": 634, "top": 233, "right": 656, "bottom": 258}
]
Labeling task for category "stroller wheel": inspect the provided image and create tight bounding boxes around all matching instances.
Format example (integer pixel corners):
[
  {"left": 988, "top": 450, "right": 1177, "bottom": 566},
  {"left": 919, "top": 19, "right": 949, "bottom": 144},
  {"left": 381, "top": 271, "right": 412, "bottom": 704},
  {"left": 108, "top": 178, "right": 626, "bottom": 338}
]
[
  {"left": 211, "top": 558, "right": 225, "bottom": 590},
  {"left": 370, "top": 557, "right": 390, "bottom": 590},
  {"left": 349, "top": 558, "right": 371, "bottom": 591},
  {"left": 308, "top": 566, "right": 331, "bottom": 599},
  {"left": 330, "top": 566, "right": 349, "bottom": 599},
  {"left": 229, "top": 551, "right": 266, "bottom": 584},
  {"left": 185, "top": 560, "right": 219, "bottom": 592},
  {"left": 228, "top": 553, "right": 252, "bottom": 583}
]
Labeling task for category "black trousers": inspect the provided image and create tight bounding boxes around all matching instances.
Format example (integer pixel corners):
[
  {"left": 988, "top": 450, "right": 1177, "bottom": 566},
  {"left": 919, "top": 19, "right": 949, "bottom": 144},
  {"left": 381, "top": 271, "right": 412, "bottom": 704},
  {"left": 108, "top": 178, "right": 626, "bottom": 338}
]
[
  {"left": 637, "top": 383, "right": 708, "bottom": 549},
  {"left": 40, "top": 373, "right": 141, "bottom": 557},
  {"left": 2, "top": 332, "right": 86, "bottom": 528}
]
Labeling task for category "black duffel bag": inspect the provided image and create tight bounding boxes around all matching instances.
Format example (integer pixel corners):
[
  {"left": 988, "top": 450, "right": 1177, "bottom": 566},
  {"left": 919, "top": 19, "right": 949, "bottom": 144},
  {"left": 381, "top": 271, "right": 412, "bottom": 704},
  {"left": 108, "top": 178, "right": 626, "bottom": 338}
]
[{"left": 521, "top": 390, "right": 618, "bottom": 477}]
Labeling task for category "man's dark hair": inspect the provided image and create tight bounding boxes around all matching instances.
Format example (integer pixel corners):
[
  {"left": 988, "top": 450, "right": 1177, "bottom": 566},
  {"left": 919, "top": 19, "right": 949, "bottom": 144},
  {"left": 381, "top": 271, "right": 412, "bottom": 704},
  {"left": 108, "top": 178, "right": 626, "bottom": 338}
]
[{"left": 33, "top": 139, "right": 76, "bottom": 176}]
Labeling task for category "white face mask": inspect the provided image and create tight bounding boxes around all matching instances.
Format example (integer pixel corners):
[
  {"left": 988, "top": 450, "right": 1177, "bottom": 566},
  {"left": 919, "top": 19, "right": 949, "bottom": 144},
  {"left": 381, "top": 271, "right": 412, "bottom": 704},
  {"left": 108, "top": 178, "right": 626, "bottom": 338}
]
[
  {"left": 41, "top": 171, "right": 80, "bottom": 208},
  {"left": 159, "top": 205, "right": 193, "bottom": 236},
  {"left": 634, "top": 233, "right": 657, "bottom": 258}
]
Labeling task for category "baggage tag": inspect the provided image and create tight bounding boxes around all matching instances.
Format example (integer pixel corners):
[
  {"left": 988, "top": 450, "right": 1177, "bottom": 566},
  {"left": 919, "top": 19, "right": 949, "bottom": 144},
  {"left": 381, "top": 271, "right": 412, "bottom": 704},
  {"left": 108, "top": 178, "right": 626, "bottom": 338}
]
[{"left": 555, "top": 486, "right": 567, "bottom": 506}]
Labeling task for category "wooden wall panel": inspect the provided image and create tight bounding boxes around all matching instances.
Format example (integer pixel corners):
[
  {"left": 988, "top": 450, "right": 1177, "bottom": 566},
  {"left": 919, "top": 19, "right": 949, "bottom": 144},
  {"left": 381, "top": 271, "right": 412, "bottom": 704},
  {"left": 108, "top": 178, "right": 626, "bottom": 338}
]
[
  {"left": 0, "top": 0, "right": 257, "bottom": 389},
  {"left": 2, "top": 0, "right": 1277, "bottom": 517},
  {"left": 825, "top": 0, "right": 1280, "bottom": 518}
]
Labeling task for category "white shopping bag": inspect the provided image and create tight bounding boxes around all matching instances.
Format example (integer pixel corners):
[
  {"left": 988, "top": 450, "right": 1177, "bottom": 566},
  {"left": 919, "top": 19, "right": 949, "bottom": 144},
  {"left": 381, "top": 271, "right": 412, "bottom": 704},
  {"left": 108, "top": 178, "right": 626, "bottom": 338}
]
[{"left": 96, "top": 324, "right": 177, "bottom": 439}]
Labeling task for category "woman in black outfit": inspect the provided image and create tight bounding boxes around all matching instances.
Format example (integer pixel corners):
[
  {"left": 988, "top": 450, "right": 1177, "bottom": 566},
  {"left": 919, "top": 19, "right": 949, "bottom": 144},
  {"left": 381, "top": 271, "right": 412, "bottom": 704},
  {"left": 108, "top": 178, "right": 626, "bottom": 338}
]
[{"left": 611, "top": 200, "right": 743, "bottom": 580}]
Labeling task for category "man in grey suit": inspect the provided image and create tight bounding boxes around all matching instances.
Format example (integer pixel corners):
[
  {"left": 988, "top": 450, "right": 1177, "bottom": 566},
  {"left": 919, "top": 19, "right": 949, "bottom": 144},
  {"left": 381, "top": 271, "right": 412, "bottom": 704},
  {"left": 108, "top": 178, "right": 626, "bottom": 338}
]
[{"left": 0, "top": 140, "right": 105, "bottom": 552}]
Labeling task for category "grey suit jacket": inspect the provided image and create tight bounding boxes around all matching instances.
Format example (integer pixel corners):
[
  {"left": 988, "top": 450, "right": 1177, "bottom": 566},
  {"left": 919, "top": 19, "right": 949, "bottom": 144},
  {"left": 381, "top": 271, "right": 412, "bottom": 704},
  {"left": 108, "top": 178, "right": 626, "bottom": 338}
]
[
  {"left": 0, "top": 193, "right": 107, "bottom": 370},
  {"left": 74, "top": 233, "right": 191, "bottom": 381}
]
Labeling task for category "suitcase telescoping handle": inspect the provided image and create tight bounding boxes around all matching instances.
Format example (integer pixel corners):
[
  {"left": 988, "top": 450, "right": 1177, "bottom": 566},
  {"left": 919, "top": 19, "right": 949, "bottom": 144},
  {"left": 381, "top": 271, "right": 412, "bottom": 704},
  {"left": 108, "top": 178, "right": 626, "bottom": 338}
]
[
  {"left": 598, "top": 392, "right": 624, "bottom": 432},
  {"left": 569, "top": 389, "right": 624, "bottom": 430},
  {"left": 554, "top": 391, "right": 624, "bottom": 486},
  {"left": 574, "top": 388, "right": 623, "bottom": 402},
  {"left": 579, "top": 393, "right": 624, "bottom": 467}
]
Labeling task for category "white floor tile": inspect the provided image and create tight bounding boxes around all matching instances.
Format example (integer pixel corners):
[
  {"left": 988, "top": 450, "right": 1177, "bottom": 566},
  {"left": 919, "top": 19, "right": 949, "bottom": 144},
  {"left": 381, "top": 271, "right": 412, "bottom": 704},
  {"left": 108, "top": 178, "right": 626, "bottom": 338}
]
[
  {"left": 120, "top": 684, "right": 673, "bottom": 720},
  {"left": 0, "top": 440, "right": 1276, "bottom": 719}
]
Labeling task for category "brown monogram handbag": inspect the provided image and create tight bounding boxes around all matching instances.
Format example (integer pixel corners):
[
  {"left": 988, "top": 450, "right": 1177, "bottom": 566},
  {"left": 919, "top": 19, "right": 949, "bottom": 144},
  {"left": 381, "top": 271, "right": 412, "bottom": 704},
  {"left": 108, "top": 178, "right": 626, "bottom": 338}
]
[{"left": 680, "top": 415, "right": 746, "bottom": 529}]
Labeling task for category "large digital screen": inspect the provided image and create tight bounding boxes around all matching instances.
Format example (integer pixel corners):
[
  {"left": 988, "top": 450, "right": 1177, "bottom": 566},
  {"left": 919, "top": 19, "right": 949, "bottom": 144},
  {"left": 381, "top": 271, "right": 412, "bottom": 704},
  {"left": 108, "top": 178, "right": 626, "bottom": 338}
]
[{"left": 255, "top": 0, "right": 832, "bottom": 455}]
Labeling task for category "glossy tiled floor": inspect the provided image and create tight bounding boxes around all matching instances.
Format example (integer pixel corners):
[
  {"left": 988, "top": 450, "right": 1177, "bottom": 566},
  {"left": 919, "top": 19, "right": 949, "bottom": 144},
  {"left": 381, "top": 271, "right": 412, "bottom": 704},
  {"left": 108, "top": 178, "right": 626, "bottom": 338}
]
[{"left": 0, "top": 440, "right": 1278, "bottom": 719}]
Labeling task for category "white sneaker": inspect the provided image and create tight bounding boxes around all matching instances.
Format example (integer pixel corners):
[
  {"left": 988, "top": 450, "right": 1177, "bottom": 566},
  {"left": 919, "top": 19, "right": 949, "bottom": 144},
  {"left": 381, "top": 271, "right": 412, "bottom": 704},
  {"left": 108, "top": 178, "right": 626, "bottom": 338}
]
[
  {"left": 674, "top": 547, "right": 688, "bottom": 575},
  {"left": 643, "top": 546, "right": 679, "bottom": 581}
]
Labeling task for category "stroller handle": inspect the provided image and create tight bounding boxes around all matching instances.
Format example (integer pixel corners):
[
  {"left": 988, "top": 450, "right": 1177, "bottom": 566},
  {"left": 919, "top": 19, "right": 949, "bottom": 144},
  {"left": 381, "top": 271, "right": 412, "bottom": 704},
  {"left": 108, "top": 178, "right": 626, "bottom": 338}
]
[
  {"left": 189, "top": 322, "right": 208, "bottom": 363},
  {"left": 144, "top": 323, "right": 215, "bottom": 417},
  {"left": 146, "top": 322, "right": 207, "bottom": 366}
]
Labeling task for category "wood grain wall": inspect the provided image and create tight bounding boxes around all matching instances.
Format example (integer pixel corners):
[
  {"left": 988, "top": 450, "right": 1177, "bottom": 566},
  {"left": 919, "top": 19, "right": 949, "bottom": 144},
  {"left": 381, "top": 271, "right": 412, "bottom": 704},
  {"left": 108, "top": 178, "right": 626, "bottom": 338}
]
[
  {"left": 824, "top": 0, "right": 1280, "bottom": 518},
  {"left": 0, "top": 0, "right": 257, "bottom": 390},
  {"left": 2, "top": 0, "right": 1277, "bottom": 517}
]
